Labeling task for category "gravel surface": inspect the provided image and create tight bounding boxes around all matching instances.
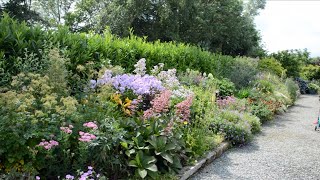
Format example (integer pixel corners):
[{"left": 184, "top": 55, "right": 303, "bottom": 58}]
[{"left": 190, "top": 95, "right": 320, "bottom": 180}]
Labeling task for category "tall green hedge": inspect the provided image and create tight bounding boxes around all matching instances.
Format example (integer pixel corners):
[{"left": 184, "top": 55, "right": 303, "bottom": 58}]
[{"left": 0, "top": 14, "right": 236, "bottom": 87}]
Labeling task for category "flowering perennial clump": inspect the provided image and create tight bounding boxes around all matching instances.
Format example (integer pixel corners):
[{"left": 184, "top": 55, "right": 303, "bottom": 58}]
[
  {"left": 133, "top": 58, "right": 146, "bottom": 75},
  {"left": 143, "top": 90, "right": 171, "bottom": 119},
  {"left": 60, "top": 125, "right": 74, "bottom": 134},
  {"left": 216, "top": 96, "right": 236, "bottom": 108},
  {"left": 78, "top": 131, "right": 96, "bottom": 142},
  {"left": 92, "top": 72, "right": 164, "bottom": 96},
  {"left": 38, "top": 140, "right": 59, "bottom": 150},
  {"left": 112, "top": 74, "right": 164, "bottom": 95},
  {"left": 83, "top": 121, "right": 98, "bottom": 130},
  {"left": 175, "top": 96, "right": 193, "bottom": 123}
]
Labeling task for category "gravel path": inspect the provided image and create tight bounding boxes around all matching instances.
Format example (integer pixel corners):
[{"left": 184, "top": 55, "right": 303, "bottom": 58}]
[{"left": 190, "top": 95, "right": 320, "bottom": 180}]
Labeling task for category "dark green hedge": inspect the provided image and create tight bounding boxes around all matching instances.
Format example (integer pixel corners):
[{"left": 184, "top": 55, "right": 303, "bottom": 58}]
[{"left": 0, "top": 14, "right": 235, "bottom": 87}]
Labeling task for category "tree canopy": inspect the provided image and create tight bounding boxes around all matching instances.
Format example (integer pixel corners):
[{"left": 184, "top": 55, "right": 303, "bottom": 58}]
[{"left": 0, "top": 0, "right": 266, "bottom": 57}]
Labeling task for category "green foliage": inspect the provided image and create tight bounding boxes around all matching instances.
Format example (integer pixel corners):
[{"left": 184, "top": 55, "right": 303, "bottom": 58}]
[
  {"left": 308, "top": 83, "right": 320, "bottom": 94},
  {"left": 215, "top": 78, "right": 236, "bottom": 97},
  {"left": 285, "top": 78, "right": 299, "bottom": 102},
  {"left": 300, "top": 65, "right": 320, "bottom": 80},
  {"left": 0, "top": 13, "right": 47, "bottom": 87},
  {"left": 236, "top": 88, "right": 250, "bottom": 99},
  {"left": 210, "top": 111, "right": 253, "bottom": 146},
  {"left": 258, "top": 57, "right": 286, "bottom": 77},
  {"left": 243, "top": 113, "right": 261, "bottom": 134},
  {"left": 226, "top": 57, "right": 258, "bottom": 89},
  {"left": 271, "top": 49, "right": 310, "bottom": 77},
  {"left": 66, "top": 0, "right": 264, "bottom": 56}
]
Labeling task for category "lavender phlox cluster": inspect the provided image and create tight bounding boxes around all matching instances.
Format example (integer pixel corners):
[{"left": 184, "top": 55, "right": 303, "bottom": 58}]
[
  {"left": 79, "top": 166, "right": 99, "bottom": 180},
  {"left": 38, "top": 140, "right": 59, "bottom": 150},
  {"left": 216, "top": 96, "right": 236, "bottom": 108},
  {"left": 90, "top": 70, "right": 113, "bottom": 89},
  {"left": 97, "top": 70, "right": 113, "bottom": 86},
  {"left": 133, "top": 58, "right": 146, "bottom": 75},
  {"left": 175, "top": 96, "right": 193, "bottom": 122},
  {"left": 143, "top": 90, "right": 171, "bottom": 119},
  {"left": 65, "top": 174, "right": 74, "bottom": 180},
  {"left": 112, "top": 74, "right": 164, "bottom": 95}
]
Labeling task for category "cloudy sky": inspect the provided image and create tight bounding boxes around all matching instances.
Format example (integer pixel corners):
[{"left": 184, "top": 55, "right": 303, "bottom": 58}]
[{"left": 254, "top": 1, "right": 320, "bottom": 57}]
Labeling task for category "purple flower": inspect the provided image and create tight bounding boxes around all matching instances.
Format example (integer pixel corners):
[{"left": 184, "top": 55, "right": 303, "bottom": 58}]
[
  {"left": 88, "top": 166, "right": 93, "bottom": 170},
  {"left": 36, "top": 176, "right": 40, "bottom": 180},
  {"left": 65, "top": 174, "right": 74, "bottom": 180}
]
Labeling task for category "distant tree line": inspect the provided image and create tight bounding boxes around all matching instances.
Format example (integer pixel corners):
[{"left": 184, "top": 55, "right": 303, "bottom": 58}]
[{"left": 0, "top": 0, "right": 266, "bottom": 57}]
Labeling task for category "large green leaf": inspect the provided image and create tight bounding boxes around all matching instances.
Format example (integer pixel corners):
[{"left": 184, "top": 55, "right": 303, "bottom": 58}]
[
  {"left": 138, "top": 168, "right": 147, "bottom": 179},
  {"left": 161, "top": 152, "right": 173, "bottom": 163},
  {"left": 128, "top": 160, "right": 137, "bottom": 167},
  {"left": 146, "top": 164, "right": 158, "bottom": 172}
]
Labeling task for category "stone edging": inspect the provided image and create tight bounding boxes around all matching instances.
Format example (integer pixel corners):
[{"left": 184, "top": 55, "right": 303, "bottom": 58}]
[{"left": 178, "top": 142, "right": 230, "bottom": 180}]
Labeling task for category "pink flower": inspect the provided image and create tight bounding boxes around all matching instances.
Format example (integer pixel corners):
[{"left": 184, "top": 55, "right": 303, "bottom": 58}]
[
  {"left": 78, "top": 132, "right": 97, "bottom": 142},
  {"left": 83, "top": 122, "right": 98, "bottom": 130},
  {"left": 36, "top": 176, "right": 40, "bottom": 180},
  {"left": 143, "top": 90, "right": 171, "bottom": 120},
  {"left": 60, "top": 127, "right": 72, "bottom": 134},
  {"left": 37, "top": 139, "right": 59, "bottom": 150},
  {"left": 175, "top": 96, "right": 193, "bottom": 122}
]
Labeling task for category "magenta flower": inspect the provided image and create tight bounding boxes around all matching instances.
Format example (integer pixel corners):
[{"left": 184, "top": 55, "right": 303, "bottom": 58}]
[{"left": 36, "top": 176, "right": 40, "bottom": 180}]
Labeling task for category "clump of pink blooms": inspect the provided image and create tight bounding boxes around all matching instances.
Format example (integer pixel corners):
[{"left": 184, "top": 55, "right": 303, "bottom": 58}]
[
  {"left": 83, "top": 121, "right": 98, "bottom": 130},
  {"left": 38, "top": 140, "right": 59, "bottom": 150},
  {"left": 60, "top": 125, "right": 73, "bottom": 134},
  {"left": 175, "top": 96, "right": 193, "bottom": 122},
  {"left": 143, "top": 90, "right": 171, "bottom": 119},
  {"left": 78, "top": 131, "right": 96, "bottom": 142},
  {"left": 216, "top": 96, "right": 236, "bottom": 108}
]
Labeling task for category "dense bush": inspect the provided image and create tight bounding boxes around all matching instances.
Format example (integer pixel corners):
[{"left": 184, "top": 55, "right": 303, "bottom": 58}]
[
  {"left": 210, "top": 111, "right": 254, "bottom": 146},
  {"left": 300, "top": 65, "right": 320, "bottom": 81},
  {"left": 258, "top": 57, "right": 286, "bottom": 77}
]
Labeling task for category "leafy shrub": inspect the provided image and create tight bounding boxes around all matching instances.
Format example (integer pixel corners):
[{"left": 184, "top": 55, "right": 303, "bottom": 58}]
[
  {"left": 215, "top": 78, "right": 235, "bottom": 97},
  {"left": 308, "top": 83, "right": 320, "bottom": 94},
  {"left": 300, "top": 65, "right": 320, "bottom": 81},
  {"left": 248, "top": 102, "right": 273, "bottom": 122},
  {"left": 208, "top": 110, "right": 258, "bottom": 146},
  {"left": 285, "top": 78, "right": 299, "bottom": 101},
  {"left": 236, "top": 88, "right": 250, "bottom": 99},
  {"left": 242, "top": 113, "right": 261, "bottom": 134},
  {"left": 210, "top": 118, "right": 252, "bottom": 146},
  {"left": 271, "top": 49, "right": 309, "bottom": 77},
  {"left": 226, "top": 57, "right": 258, "bottom": 89},
  {"left": 258, "top": 57, "right": 286, "bottom": 77}
]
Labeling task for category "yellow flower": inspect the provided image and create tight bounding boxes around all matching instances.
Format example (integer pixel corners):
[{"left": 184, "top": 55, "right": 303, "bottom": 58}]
[{"left": 183, "top": 121, "right": 188, "bottom": 125}]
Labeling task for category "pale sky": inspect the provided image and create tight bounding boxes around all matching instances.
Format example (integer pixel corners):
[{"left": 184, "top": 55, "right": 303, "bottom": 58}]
[{"left": 254, "top": 1, "right": 320, "bottom": 57}]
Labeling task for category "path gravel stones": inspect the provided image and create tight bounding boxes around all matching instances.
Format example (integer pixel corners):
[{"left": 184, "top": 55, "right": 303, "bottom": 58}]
[{"left": 190, "top": 95, "right": 320, "bottom": 180}]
